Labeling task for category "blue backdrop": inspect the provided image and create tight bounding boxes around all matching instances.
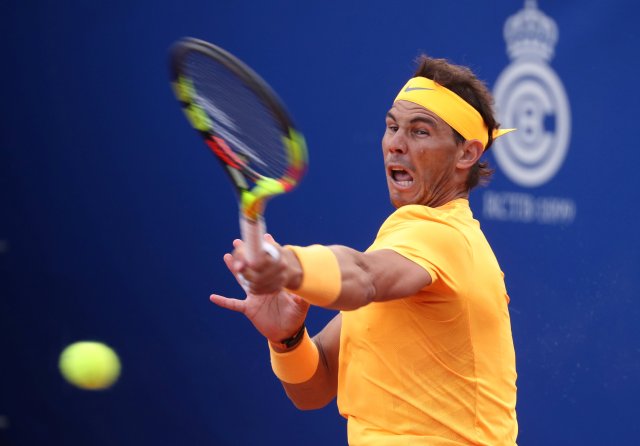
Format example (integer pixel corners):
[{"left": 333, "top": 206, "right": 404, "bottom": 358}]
[{"left": 2, "top": 0, "right": 639, "bottom": 444}]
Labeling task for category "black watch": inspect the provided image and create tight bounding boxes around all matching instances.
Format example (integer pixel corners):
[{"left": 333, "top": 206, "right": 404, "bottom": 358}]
[{"left": 278, "top": 324, "right": 306, "bottom": 349}]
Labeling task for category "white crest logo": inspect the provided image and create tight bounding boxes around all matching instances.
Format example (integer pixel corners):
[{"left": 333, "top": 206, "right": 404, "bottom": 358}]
[{"left": 492, "top": 0, "right": 571, "bottom": 187}]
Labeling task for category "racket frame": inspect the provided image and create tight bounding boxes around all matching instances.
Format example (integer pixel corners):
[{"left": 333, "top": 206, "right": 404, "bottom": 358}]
[{"left": 169, "top": 37, "right": 307, "bottom": 262}]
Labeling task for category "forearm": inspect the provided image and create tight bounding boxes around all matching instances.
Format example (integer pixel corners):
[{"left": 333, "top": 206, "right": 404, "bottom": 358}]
[
  {"left": 269, "top": 314, "right": 341, "bottom": 410},
  {"left": 276, "top": 336, "right": 337, "bottom": 410},
  {"left": 283, "top": 245, "right": 377, "bottom": 311}
]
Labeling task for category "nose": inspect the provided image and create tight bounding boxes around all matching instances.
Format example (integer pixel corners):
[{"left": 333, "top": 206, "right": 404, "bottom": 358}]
[{"left": 386, "top": 130, "right": 408, "bottom": 154}]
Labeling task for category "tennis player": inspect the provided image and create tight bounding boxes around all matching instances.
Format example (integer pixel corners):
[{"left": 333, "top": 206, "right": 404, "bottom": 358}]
[{"left": 211, "top": 54, "right": 518, "bottom": 445}]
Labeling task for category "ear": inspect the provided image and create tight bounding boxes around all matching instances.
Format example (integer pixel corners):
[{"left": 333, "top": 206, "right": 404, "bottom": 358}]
[{"left": 456, "top": 139, "right": 484, "bottom": 170}]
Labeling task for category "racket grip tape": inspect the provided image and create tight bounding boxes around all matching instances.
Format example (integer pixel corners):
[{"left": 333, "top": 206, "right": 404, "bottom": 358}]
[{"left": 239, "top": 215, "right": 280, "bottom": 264}]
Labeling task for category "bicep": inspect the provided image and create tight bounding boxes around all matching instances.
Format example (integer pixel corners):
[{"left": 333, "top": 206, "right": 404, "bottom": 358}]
[
  {"left": 327, "top": 246, "right": 432, "bottom": 310},
  {"left": 365, "top": 249, "right": 432, "bottom": 300}
]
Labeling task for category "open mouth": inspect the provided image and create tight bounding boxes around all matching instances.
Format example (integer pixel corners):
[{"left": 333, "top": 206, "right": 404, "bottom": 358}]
[{"left": 389, "top": 167, "right": 414, "bottom": 188}]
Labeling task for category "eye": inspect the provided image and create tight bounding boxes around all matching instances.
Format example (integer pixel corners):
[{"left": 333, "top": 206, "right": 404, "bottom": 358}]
[
  {"left": 386, "top": 123, "right": 398, "bottom": 133},
  {"left": 414, "top": 128, "right": 430, "bottom": 136}
]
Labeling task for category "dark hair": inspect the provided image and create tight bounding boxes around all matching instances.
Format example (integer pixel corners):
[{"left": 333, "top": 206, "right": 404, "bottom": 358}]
[{"left": 413, "top": 54, "right": 498, "bottom": 190}]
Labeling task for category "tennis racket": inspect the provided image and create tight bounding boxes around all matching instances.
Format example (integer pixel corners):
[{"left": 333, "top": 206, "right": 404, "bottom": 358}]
[{"left": 169, "top": 37, "right": 307, "bottom": 265}]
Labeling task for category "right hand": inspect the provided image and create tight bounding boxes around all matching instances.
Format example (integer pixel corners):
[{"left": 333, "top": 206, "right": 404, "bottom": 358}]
[
  {"left": 228, "top": 235, "right": 294, "bottom": 296},
  {"left": 210, "top": 251, "right": 310, "bottom": 343}
]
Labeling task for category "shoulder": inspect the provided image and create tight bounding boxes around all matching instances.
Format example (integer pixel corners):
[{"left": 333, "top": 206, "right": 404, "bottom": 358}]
[
  {"left": 368, "top": 201, "right": 476, "bottom": 285},
  {"left": 374, "top": 201, "right": 473, "bottom": 248}
]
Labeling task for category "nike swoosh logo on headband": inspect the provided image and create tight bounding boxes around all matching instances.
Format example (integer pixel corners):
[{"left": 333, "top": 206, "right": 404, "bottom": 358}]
[{"left": 404, "top": 87, "right": 434, "bottom": 92}]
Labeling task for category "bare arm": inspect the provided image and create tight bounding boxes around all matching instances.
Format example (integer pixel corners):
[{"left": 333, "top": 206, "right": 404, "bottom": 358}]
[
  {"left": 322, "top": 246, "right": 431, "bottom": 310},
  {"left": 233, "top": 239, "right": 432, "bottom": 311},
  {"left": 273, "top": 313, "right": 342, "bottom": 410},
  {"left": 271, "top": 246, "right": 431, "bottom": 311},
  {"left": 211, "top": 242, "right": 340, "bottom": 410}
]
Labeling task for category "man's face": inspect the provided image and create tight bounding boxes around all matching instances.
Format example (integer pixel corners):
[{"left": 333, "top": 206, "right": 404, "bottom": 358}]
[{"left": 382, "top": 100, "right": 462, "bottom": 208}]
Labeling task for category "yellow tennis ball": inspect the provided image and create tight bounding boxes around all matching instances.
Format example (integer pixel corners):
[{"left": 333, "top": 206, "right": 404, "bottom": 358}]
[{"left": 59, "top": 341, "right": 121, "bottom": 390}]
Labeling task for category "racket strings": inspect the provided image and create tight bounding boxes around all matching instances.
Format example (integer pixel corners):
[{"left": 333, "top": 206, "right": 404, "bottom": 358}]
[{"left": 184, "top": 52, "right": 291, "bottom": 181}]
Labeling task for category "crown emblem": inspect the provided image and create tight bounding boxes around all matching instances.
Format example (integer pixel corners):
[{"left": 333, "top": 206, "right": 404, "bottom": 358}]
[{"left": 504, "top": 0, "right": 558, "bottom": 61}]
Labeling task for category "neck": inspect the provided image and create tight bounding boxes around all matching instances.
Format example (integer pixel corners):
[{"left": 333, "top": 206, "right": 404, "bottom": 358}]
[
  {"left": 422, "top": 180, "right": 469, "bottom": 208},
  {"left": 428, "top": 191, "right": 468, "bottom": 208}
]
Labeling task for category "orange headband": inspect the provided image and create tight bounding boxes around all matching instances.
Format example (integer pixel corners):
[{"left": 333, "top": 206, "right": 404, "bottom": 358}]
[{"left": 395, "top": 77, "right": 514, "bottom": 149}]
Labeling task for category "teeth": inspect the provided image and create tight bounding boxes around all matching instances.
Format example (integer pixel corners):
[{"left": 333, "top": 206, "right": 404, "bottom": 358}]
[{"left": 389, "top": 166, "right": 413, "bottom": 187}]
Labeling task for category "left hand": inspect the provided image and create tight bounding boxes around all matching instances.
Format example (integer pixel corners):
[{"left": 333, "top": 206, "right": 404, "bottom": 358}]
[{"left": 210, "top": 248, "right": 309, "bottom": 343}]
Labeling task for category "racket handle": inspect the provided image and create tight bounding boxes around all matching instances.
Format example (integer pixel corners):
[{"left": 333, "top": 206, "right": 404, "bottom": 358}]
[{"left": 239, "top": 215, "right": 280, "bottom": 264}]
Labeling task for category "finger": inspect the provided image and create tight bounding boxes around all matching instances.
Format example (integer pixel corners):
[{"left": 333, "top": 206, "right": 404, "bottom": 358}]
[
  {"left": 237, "top": 273, "right": 251, "bottom": 292},
  {"left": 223, "top": 253, "right": 238, "bottom": 275},
  {"left": 263, "top": 234, "right": 282, "bottom": 257},
  {"left": 226, "top": 248, "right": 246, "bottom": 273},
  {"left": 223, "top": 254, "right": 251, "bottom": 291},
  {"left": 209, "top": 294, "right": 247, "bottom": 314}
]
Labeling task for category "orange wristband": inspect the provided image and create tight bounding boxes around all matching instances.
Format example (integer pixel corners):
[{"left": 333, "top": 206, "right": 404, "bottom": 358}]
[
  {"left": 268, "top": 329, "right": 319, "bottom": 384},
  {"left": 285, "top": 245, "right": 341, "bottom": 307}
]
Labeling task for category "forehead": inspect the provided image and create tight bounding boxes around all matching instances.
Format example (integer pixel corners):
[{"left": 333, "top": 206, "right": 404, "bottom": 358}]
[{"left": 386, "top": 100, "right": 447, "bottom": 126}]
